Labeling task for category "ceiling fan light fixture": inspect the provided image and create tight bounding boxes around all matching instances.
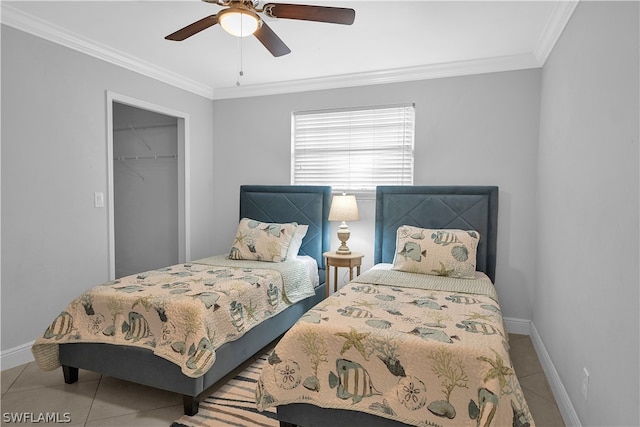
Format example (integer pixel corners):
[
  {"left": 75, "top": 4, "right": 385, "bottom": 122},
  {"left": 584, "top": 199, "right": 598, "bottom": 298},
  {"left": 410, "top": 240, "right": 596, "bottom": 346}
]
[{"left": 218, "top": 8, "right": 261, "bottom": 37}]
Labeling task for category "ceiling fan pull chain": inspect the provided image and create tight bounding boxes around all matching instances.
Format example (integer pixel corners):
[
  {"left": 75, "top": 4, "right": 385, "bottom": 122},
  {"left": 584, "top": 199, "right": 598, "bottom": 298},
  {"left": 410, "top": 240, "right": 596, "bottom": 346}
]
[{"left": 236, "top": 20, "right": 244, "bottom": 86}]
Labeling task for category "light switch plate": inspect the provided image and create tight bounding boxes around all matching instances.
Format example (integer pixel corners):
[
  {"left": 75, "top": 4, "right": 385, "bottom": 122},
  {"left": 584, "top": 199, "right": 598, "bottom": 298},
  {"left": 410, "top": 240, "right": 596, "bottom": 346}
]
[{"left": 94, "top": 192, "right": 104, "bottom": 208}]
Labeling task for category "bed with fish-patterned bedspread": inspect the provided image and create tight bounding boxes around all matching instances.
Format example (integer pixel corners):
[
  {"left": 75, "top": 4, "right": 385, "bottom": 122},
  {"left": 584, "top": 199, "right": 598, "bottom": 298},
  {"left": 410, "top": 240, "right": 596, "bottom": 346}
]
[
  {"left": 29, "top": 185, "right": 332, "bottom": 416},
  {"left": 32, "top": 255, "right": 316, "bottom": 378},
  {"left": 257, "top": 266, "right": 533, "bottom": 427},
  {"left": 259, "top": 186, "right": 534, "bottom": 427}
]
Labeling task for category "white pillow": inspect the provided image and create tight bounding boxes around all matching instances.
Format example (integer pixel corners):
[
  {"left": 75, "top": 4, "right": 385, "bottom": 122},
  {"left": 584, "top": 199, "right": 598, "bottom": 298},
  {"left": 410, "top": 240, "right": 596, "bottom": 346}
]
[{"left": 286, "top": 224, "right": 309, "bottom": 259}]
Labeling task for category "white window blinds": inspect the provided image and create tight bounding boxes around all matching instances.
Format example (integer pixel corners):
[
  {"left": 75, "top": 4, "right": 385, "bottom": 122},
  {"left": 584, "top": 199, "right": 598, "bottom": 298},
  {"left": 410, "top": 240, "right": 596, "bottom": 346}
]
[{"left": 291, "top": 104, "right": 415, "bottom": 194}]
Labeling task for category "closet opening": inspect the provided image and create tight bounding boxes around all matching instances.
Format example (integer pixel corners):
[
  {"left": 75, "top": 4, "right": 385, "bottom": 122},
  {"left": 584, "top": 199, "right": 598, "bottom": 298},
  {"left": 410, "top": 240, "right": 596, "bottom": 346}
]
[{"left": 106, "top": 92, "right": 190, "bottom": 280}]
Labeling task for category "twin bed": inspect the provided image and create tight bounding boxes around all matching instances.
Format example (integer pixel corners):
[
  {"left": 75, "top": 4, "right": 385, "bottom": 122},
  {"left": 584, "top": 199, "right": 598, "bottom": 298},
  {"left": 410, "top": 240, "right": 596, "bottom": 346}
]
[
  {"left": 258, "top": 186, "right": 534, "bottom": 427},
  {"left": 32, "top": 185, "right": 331, "bottom": 415},
  {"left": 32, "top": 184, "right": 533, "bottom": 427}
]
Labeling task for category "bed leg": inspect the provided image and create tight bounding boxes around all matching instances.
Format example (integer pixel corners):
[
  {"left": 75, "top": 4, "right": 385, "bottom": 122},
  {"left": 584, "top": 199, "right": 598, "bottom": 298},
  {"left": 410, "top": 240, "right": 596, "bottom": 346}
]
[
  {"left": 62, "top": 365, "right": 78, "bottom": 384},
  {"left": 183, "top": 395, "right": 199, "bottom": 416}
]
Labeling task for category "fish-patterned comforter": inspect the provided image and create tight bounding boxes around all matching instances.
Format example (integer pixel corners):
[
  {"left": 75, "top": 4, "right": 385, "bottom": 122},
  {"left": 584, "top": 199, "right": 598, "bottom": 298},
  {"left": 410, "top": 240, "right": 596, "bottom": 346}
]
[
  {"left": 257, "top": 268, "right": 534, "bottom": 427},
  {"left": 32, "top": 255, "right": 316, "bottom": 378}
]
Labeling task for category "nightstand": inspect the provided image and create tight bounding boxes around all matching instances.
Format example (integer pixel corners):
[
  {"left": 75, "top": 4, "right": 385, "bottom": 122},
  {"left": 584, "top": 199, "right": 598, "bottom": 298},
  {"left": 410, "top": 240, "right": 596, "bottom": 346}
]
[{"left": 323, "top": 251, "right": 364, "bottom": 297}]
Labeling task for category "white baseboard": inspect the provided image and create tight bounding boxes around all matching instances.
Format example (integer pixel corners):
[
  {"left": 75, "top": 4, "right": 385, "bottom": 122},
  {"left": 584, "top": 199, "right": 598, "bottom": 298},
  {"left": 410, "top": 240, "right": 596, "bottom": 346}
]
[
  {"left": 530, "top": 323, "right": 581, "bottom": 427},
  {"left": 1, "top": 340, "right": 35, "bottom": 371},
  {"left": 504, "top": 316, "right": 533, "bottom": 335}
]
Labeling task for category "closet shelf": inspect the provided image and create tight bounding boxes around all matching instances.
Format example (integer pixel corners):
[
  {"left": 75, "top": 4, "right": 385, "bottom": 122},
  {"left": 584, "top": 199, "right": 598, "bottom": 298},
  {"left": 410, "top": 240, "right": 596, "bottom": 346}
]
[
  {"left": 113, "top": 122, "right": 177, "bottom": 131},
  {"left": 114, "top": 155, "right": 177, "bottom": 161}
]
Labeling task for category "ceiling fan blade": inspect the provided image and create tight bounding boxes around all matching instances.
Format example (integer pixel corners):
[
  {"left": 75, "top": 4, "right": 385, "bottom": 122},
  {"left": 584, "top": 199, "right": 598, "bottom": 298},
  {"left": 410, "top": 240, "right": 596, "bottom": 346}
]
[
  {"left": 263, "top": 3, "right": 355, "bottom": 25},
  {"left": 165, "top": 14, "right": 219, "bottom": 41},
  {"left": 254, "top": 21, "right": 291, "bottom": 57}
]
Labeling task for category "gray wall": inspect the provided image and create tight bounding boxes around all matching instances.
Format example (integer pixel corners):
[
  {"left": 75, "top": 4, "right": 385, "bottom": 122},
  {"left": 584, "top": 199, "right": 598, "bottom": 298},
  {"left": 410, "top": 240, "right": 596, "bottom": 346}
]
[
  {"left": 1, "top": 26, "right": 215, "bottom": 351},
  {"left": 211, "top": 69, "right": 541, "bottom": 321},
  {"left": 536, "top": 2, "right": 639, "bottom": 426}
]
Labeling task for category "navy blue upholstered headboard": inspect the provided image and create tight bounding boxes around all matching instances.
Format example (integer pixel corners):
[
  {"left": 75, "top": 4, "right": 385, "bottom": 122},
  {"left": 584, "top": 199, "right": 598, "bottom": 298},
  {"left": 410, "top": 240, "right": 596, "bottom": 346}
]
[
  {"left": 239, "top": 185, "right": 332, "bottom": 284},
  {"left": 375, "top": 186, "right": 499, "bottom": 282}
]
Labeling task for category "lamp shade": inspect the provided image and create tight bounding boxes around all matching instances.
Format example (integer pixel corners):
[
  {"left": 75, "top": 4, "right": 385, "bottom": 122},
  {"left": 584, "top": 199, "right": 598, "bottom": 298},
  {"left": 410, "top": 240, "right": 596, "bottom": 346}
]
[
  {"left": 328, "top": 195, "right": 360, "bottom": 222},
  {"left": 218, "top": 8, "right": 261, "bottom": 37}
]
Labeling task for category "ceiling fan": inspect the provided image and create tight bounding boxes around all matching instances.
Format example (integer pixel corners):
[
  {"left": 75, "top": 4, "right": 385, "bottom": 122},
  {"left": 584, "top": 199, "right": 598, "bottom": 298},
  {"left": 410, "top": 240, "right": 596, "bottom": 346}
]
[{"left": 165, "top": 0, "right": 356, "bottom": 57}]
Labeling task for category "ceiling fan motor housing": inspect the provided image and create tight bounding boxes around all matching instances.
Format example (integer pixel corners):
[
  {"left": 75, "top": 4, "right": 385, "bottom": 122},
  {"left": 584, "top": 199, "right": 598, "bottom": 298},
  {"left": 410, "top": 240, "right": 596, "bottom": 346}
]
[{"left": 217, "top": 7, "right": 262, "bottom": 37}]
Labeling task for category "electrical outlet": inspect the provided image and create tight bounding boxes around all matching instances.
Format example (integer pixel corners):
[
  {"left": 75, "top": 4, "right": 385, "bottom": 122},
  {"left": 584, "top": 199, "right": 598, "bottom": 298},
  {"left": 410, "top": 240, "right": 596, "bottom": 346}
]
[{"left": 581, "top": 367, "right": 590, "bottom": 400}]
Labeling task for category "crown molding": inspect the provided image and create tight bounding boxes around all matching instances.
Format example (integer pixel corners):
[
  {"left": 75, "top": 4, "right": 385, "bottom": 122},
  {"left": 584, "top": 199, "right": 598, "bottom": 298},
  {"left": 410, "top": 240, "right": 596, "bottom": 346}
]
[
  {"left": 534, "top": 0, "right": 579, "bottom": 65},
  {"left": 212, "top": 53, "right": 541, "bottom": 99},
  {"left": 2, "top": 1, "right": 577, "bottom": 101},
  {"left": 1, "top": 4, "right": 214, "bottom": 100}
]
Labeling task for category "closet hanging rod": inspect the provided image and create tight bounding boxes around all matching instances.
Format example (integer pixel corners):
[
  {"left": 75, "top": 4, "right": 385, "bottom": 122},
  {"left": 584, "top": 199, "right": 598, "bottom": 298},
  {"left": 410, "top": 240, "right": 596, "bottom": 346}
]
[
  {"left": 113, "top": 122, "right": 177, "bottom": 131},
  {"left": 114, "top": 154, "right": 177, "bottom": 161}
]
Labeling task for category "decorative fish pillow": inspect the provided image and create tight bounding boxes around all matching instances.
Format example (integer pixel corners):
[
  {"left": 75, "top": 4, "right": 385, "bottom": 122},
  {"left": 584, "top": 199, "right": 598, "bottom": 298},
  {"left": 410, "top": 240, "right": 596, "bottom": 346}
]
[
  {"left": 229, "top": 218, "right": 298, "bottom": 262},
  {"left": 392, "top": 225, "right": 480, "bottom": 279}
]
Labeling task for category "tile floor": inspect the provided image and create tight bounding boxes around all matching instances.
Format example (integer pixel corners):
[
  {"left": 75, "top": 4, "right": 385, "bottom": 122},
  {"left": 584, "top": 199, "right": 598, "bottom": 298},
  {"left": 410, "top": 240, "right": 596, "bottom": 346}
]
[{"left": 1, "top": 334, "right": 564, "bottom": 426}]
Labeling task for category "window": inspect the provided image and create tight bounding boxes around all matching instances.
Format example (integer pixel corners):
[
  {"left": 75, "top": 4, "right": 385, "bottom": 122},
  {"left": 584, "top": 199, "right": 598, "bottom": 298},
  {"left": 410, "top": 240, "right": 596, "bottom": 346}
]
[{"left": 291, "top": 104, "right": 415, "bottom": 195}]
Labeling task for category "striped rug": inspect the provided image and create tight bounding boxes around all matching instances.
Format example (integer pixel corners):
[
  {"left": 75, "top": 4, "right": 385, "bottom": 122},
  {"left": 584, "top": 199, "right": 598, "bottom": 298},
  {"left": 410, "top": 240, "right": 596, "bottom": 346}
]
[{"left": 171, "top": 354, "right": 278, "bottom": 427}]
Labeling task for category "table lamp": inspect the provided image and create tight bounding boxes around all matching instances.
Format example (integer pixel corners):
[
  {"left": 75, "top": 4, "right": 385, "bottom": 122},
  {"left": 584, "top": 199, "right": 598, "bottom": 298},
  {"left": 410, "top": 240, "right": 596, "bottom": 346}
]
[{"left": 328, "top": 194, "right": 360, "bottom": 254}]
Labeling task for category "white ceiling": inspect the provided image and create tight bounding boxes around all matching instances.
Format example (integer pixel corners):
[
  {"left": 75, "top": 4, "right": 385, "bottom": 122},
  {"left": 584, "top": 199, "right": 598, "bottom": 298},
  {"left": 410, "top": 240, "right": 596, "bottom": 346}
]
[{"left": 1, "top": 1, "right": 577, "bottom": 99}]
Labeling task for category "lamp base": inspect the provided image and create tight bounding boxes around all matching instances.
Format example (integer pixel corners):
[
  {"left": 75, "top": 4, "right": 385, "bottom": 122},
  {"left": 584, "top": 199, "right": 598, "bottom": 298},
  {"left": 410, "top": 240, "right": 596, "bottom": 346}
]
[
  {"left": 335, "top": 244, "right": 352, "bottom": 255},
  {"left": 336, "top": 222, "right": 352, "bottom": 255}
]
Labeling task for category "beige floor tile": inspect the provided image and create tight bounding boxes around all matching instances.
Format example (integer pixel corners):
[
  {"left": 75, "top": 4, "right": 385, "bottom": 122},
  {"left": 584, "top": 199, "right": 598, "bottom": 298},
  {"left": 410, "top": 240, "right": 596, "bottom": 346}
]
[
  {"left": 85, "top": 404, "right": 184, "bottom": 426},
  {"left": 86, "top": 376, "right": 182, "bottom": 422},
  {"left": 0, "top": 379, "right": 100, "bottom": 426},
  {"left": 8, "top": 362, "right": 101, "bottom": 393},
  {"left": 1, "top": 363, "right": 27, "bottom": 396},
  {"left": 520, "top": 371, "right": 557, "bottom": 403},
  {"left": 510, "top": 335, "right": 544, "bottom": 378},
  {"left": 524, "top": 385, "right": 565, "bottom": 427},
  {"left": 509, "top": 333, "right": 529, "bottom": 341}
]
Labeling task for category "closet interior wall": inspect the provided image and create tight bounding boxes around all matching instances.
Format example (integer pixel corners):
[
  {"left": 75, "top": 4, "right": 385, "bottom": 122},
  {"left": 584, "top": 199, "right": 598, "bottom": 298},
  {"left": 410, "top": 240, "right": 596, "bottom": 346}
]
[{"left": 112, "top": 102, "right": 179, "bottom": 278}]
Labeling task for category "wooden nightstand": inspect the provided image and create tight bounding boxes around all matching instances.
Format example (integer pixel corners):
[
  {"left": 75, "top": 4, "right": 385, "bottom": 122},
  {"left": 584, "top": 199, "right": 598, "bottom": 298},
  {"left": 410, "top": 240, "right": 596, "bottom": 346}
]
[{"left": 323, "top": 251, "right": 364, "bottom": 297}]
